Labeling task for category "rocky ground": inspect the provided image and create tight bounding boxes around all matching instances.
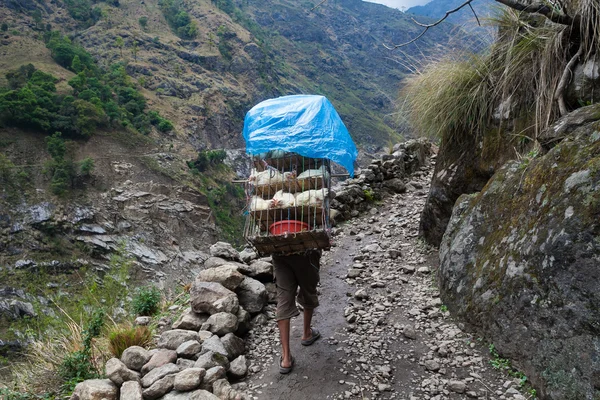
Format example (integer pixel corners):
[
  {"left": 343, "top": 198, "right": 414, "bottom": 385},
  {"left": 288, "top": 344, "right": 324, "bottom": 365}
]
[{"left": 239, "top": 166, "right": 533, "bottom": 400}]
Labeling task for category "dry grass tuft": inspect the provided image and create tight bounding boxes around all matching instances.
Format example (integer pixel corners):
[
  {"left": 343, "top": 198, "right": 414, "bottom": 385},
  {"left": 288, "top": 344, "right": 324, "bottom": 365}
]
[{"left": 107, "top": 324, "right": 153, "bottom": 358}]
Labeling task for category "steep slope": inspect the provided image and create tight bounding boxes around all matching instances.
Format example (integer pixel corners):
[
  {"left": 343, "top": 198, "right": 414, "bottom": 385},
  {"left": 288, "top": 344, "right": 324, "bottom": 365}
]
[{"left": 0, "top": 0, "right": 470, "bottom": 151}]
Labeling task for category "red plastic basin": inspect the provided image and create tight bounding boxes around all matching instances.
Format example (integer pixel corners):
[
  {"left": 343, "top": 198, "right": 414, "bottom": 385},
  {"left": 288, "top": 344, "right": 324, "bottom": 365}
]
[{"left": 269, "top": 220, "right": 309, "bottom": 236}]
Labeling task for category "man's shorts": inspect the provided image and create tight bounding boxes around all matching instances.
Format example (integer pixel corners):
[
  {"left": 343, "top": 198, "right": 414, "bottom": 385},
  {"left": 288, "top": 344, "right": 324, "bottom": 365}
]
[{"left": 272, "top": 250, "right": 321, "bottom": 321}]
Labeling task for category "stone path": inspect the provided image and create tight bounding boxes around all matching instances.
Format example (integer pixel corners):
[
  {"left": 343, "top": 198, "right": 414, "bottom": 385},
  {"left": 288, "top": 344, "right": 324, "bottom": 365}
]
[{"left": 238, "top": 166, "right": 532, "bottom": 400}]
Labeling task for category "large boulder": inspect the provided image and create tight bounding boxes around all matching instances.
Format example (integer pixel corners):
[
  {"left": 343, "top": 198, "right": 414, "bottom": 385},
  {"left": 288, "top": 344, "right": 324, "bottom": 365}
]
[
  {"left": 194, "top": 350, "right": 230, "bottom": 370},
  {"left": 203, "top": 256, "right": 228, "bottom": 269},
  {"left": 159, "top": 389, "right": 219, "bottom": 400},
  {"left": 142, "top": 375, "right": 175, "bottom": 400},
  {"left": 141, "top": 349, "right": 177, "bottom": 375},
  {"left": 439, "top": 122, "right": 600, "bottom": 400},
  {"left": 220, "top": 333, "right": 245, "bottom": 360},
  {"left": 121, "top": 346, "right": 151, "bottom": 372},
  {"left": 190, "top": 282, "right": 239, "bottom": 315},
  {"left": 120, "top": 381, "right": 143, "bottom": 400},
  {"left": 176, "top": 340, "right": 202, "bottom": 359},
  {"left": 70, "top": 379, "right": 117, "bottom": 400},
  {"left": 200, "top": 335, "right": 228, "bottom": 357},
  {"left": 237, "top": 260, "right": 273, "bottom": 282},
  {"left": 200, "top": 366, "right": 226, "bottom": 391},
  {"left": 228, "top": 355, "right": 248, "bottom": 380},
  {"left": 157, "top": 330, "right": 199, "bottom": 350},
  {"left": 196, "top": 265, "right": 244, "bottom": 291},
  {"left": 209, "top": 242, "right": 240, "bottom": 261},
  {"left": 202, "top": 312, "right": 238, "bottom": 336},
  {"left": 105, "top": 358, "right": 140, "bottom": 386},
  {"left": 172, "top": 308, "right": 209, "bottom": 330},
  {"left": 141, "top": 363, "right": 179, "bottom": 388},
  {"left": 235, "top": 277, "right": 267, "bottom": 314},
  {"left": 173, "top": 367, "right": 206, "bottom": 392}
]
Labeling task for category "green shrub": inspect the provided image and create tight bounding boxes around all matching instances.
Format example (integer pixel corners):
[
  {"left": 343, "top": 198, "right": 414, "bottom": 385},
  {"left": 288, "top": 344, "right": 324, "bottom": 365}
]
[
  {"left": 78, "top": 157, "right": 95, "bottom": 176},
  {"left": 132, "top": 286, "right": 162, "bottom": 316},
  {"left": 108, "top": 325, "right": 152, "bottom": 357},
  {"left": 138, "top": 16, "right": 148, "bottom": 29},
  {"left": 1, "top": 23, "right": 8, "bottom": 32},
  {"left": 159, "top": 0, "right": 198, "bottom": 39},
  {"left": 190, "top": 149, "right": 226, "bottom": 172},
  {"left": 58, "top": 310, "right": 105, "bottom": 391},
  {"left": 157, "top": 119, "right": 174, "bottom": 132}
]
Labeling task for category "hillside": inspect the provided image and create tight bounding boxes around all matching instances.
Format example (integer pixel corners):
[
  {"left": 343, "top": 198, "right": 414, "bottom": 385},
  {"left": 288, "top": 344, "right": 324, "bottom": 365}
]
[
  {"left": 2, "top": 0, "right": 472, "bottom": 151},
  {"left": 0, "top": 0, "right": 473, "bottom": 385}
]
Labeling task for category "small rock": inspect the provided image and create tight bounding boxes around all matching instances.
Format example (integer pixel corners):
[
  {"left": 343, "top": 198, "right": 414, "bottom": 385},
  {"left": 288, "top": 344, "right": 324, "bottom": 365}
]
[
  {"left": 448, "top": 380, "right": 467, "bottom": 394},
  {"left": 403, "top": 326, "right": 417, "bottom": 340}
]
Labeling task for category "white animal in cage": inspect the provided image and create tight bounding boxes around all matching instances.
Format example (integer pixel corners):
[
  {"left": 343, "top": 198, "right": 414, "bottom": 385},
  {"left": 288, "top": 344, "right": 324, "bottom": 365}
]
[
  {"left": 295, "top": 189, "right": 329, "bottom": 206},
  {"left": 249, "top": 168, "right": 296, "bottom": 186},
  {"left": 297, "top": 166, "right": 329, "bottom": 181},
  {"left": 270, "top": 190, "right": 296, "bottom": 208},
  {"left": 249, "top": 196, "right": 272, "bottom": 211}
]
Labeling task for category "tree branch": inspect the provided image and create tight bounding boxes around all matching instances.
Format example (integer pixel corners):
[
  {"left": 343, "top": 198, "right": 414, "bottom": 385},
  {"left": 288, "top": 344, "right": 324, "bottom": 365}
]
[
  {"left": 311, "top": 0, "right": 328, "bottom": 12},
  {"left": 468, "top": 3, "right": 481, "bottom": 26},
  {"left": 555, "top": 43, "right": 583, "bottom": 116},
  {"left": 385, "top": 0, "right": 475, "bottom": 49},
  {"left": 494, "top": 0, "right": 574, "bottom": 26}
]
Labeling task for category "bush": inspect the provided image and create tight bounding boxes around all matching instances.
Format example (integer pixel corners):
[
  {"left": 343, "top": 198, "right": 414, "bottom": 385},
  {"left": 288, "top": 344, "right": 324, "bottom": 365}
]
[
  {"left": 159, "top": 0, "right": 198, "bottom": 39},
  {"left": 157, "top": 119, "right": 174, "bottom": 132},
  {"left": 78, "top": 157, "right": 95, "bottom": 176},
  {"left": 190, "top": 149, "right": 226, "bottom": 172},
  {"left": 1, "top": 23, "right": 8, "bottom": 32},
  {"left": 108, "top": 325, "right": 152, "bottom": 358},
  {"left": 58, "top": 309, "right": 105, "bottom": 391},
  {"left": 138, "top": 16, "right": 148, "bottom": 29},
  {"left": 132, "top": 286, "right": 162, "bottom": 316}
]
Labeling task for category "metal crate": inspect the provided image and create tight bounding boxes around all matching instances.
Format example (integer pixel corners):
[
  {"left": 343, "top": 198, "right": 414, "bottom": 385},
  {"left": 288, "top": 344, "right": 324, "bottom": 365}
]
[{"left": 243, "top": 152, "right": 332, "bottom": 256}]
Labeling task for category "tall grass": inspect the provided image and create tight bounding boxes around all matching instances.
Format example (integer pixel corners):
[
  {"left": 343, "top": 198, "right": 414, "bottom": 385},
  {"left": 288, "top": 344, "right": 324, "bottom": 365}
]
[
  {"left": 108, "top": 324, "right": 153, "bottom": 358},
  {"left": 401, "top": 0, "right": 600, "bottom": 146}
]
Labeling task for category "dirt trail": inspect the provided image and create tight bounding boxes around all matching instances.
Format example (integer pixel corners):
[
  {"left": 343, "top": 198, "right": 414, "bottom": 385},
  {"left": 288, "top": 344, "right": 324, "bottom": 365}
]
[{"left": 240, "top": 168, "right": 531, "bottom": 400}]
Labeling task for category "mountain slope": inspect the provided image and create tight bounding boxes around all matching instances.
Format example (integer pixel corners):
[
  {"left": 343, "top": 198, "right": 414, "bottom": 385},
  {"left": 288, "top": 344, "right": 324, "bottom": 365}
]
[{"left": 0, "top": 0, "right": 471, "bottom": 151}]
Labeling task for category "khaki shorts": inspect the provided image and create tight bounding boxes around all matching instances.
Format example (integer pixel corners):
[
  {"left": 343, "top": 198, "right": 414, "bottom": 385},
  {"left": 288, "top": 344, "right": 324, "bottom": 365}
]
[{"left": 272, "top": 250, "right": 321, "bottom": 321}]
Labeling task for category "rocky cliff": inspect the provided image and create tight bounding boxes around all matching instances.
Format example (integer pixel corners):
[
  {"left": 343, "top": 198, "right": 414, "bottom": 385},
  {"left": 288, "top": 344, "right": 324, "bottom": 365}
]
[{"left": 438, "top": 105, "right": 600, "bottom": 399}]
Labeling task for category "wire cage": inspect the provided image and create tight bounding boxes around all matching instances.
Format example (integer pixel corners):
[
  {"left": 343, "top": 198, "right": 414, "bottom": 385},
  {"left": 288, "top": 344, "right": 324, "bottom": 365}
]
[{"left": 243, "top": 151, "right": 332, "bottom": 256}]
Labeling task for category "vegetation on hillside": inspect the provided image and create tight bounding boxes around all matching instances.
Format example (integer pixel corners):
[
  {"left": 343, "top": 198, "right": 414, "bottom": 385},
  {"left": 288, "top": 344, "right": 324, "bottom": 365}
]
[
  {"left": 0, "top": 33, "right": 173, "bottom": 138},
  {"left": 158, "top": 0, "right": 199, "bottom": 39}
]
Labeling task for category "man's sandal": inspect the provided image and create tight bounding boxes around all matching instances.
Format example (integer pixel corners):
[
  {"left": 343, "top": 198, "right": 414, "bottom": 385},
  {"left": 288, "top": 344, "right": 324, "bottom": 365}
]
[
  {"left": 301, "top": 327, "right": 321, "bottom": 346},
  {"left": 279, "top": 355, "right": 294, "bottom": 374}
]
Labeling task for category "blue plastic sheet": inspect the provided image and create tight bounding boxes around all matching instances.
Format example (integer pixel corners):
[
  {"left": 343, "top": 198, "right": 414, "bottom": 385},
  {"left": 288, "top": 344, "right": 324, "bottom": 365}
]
[{"left": 243, "top": 95, "right": 358, "bottom": 177}]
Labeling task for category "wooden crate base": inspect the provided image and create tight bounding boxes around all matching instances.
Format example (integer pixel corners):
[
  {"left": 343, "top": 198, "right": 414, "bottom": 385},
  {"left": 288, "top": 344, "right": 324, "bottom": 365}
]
[{"left": 247, "top": 230, "right": 331, "bottom": 256}]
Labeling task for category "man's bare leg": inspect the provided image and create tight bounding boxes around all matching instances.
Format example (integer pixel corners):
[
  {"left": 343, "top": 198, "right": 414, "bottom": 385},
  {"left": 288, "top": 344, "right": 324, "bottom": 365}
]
[
  {"left": 277, "top": 319, "right": 292, "bottom": 368},
  {"left": 302, "top": 308, "right": 314, "bottom": 341}
]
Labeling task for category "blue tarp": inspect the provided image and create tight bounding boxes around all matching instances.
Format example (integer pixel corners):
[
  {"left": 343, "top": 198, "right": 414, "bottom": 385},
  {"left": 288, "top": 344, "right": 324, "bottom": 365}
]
[{"left": 243, "top": 95, "right": 358, "bottom": 177}]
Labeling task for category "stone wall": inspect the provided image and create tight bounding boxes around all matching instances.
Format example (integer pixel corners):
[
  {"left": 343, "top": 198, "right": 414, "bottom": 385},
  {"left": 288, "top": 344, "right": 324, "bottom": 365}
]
[{"left": 332, "top": 138, "right": 433, "bottom": 219}]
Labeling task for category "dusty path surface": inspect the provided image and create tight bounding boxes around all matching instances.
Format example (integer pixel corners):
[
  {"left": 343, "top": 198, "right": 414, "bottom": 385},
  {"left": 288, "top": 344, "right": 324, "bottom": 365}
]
[{"left": 239, "top": 167, "right": 532, "bottom": 400}]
